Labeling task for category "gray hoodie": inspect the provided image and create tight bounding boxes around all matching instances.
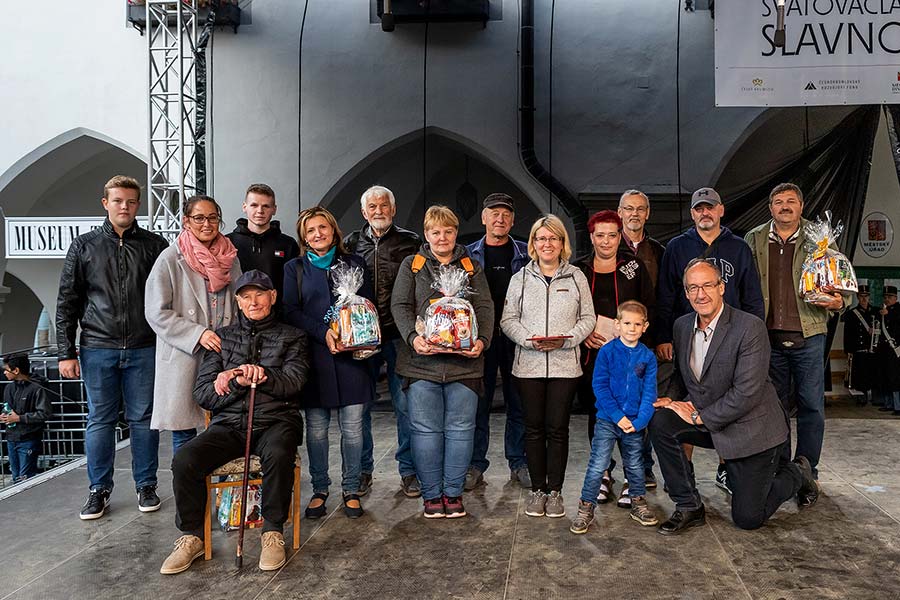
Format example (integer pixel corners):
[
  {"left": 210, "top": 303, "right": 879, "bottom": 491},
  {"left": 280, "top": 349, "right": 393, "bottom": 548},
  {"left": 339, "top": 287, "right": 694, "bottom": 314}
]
[
  {"left": 501, "top": 260, "right": 595, "bottom": 379},
  {"left": 390, "top": 243, "right": 494, "bottom": 384}
]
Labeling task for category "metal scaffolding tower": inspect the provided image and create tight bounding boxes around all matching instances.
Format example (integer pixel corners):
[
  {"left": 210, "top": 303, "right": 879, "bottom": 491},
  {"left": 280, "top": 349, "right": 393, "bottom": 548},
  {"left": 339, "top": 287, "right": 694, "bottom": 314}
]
[{"left": 146, "top": 0, "right": 200, "bottom": 240}]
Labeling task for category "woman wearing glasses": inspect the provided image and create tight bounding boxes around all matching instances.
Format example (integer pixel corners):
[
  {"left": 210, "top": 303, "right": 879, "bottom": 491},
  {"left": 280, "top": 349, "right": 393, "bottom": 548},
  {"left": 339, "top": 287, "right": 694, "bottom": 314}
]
[
  {"left": 146, "top": 196, "right": 241, "bottom": 452},
  {"left": 500, "top": 215, "right": 594, "bottom": 518},
  {"left": 282, "top": 207, "right": 374, "bottom": 519}
]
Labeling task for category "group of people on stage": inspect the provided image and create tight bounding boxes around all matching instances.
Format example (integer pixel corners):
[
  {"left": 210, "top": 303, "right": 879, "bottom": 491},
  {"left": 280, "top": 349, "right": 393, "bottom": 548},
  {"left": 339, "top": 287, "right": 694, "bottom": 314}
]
[
  {"left": 49, "top": 175, "right": 846, "bottom": 574},
  {"left": 843, "top": 282, "right": 900, "bottom": 415}
]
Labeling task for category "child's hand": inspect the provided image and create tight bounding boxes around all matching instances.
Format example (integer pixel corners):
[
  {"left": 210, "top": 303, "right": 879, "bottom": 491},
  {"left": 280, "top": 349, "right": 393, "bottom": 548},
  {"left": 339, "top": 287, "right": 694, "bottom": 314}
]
[{"left": 617, "top": 416, "right": 635, "bottom": 433}]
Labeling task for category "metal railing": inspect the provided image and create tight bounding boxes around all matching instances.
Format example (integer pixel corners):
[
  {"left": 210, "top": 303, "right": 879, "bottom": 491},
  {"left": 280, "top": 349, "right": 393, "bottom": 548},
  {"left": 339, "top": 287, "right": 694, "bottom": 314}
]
[{"left": 0, "top": 350, "right": 129, "bottom": 490}]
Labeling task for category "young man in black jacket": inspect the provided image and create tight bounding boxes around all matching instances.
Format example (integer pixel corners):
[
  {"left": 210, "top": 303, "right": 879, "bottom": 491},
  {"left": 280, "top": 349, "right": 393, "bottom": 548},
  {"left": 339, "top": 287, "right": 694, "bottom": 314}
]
[
  {"left": 2, "top": 355, "right": 53, "bottom": 482},
  {"left": 226, "top": 183, "right": 299, "bottom": 312},
  {"left": 161, "top": 270, "right": 309, "bottom": 575},
  {"left": 344, "top": 185, "right": 421, "bottom": 497},
  {"left": 56, "top": 175, "right": 169, "bottom": 520}
]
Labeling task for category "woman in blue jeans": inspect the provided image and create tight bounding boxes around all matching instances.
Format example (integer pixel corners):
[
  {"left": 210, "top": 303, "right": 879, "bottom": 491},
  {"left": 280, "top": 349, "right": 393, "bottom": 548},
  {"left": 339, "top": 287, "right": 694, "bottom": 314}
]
[
  {"left": 283, "top": 206, "right": 374, "bottom": 519},
  {"left": 390, "top": 205, "right": 494, "bottom": 519}
]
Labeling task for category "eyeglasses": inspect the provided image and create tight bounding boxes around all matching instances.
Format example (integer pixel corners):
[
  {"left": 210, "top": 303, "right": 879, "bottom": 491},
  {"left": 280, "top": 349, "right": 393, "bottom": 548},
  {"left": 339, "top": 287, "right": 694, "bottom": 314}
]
[
  {"left": 534, "top": 236, "right": 561, "bottom": 244},
  {"left": 619, "top": 206, "right": 648, "bottom": 214},
  {"left": 187, "top": 215, "right": 220, "bottom": 225},
  {"left": 685, "top": 281, "right": 721, "bottom": 296}
]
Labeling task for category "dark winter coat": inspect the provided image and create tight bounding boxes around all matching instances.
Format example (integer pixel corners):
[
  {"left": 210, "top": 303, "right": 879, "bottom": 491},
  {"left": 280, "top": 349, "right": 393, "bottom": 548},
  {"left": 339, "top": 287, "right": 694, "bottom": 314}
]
[
  {"left": 344, "top": 224, "right": 421, "bottom": 340},
  {"left": 656, "top": 226, "right": 764, "bottom": 345},
  {"left": 56, "top": 219, "right": 169, "bottom": 359},
  {"left": 226, "top": 219, "right": 299, "bottom": 310},
  {"left": 390, "top": 244, "right": 494, "bottom": 384},
  {"left": 2, "top": 376, "right": 53, "bottom": 442},
  {"left": 282, "top": 252, "right": 375, "bottom": 409},
  {"left": 193, "top": 312, "right": 309, "bottom": 432}
]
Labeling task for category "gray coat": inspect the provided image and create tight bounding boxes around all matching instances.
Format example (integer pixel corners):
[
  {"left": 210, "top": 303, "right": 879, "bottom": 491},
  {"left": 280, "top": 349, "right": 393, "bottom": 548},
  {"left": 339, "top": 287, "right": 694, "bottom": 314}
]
[
  {"left": 145, "top": 244, "right": 241, "bottom": 431},
  {"left": 500, "top": 260, "right": 595, "bottom": 379},
  {"left": 665, "top": 303, "right": 788, "bottom": 460}
]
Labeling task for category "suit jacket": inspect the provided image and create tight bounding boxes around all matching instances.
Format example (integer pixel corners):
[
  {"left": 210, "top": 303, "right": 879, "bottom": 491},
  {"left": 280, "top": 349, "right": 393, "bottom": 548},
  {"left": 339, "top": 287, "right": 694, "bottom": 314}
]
[{"left": 664, "top": 303, "right": 788, "bottom": 460}]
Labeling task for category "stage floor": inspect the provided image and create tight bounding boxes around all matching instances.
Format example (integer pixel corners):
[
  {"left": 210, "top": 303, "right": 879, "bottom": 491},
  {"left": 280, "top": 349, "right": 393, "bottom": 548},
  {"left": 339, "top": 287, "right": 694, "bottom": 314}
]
[{"left": 1, "top": 407, "right": 899, "bottom": 600}]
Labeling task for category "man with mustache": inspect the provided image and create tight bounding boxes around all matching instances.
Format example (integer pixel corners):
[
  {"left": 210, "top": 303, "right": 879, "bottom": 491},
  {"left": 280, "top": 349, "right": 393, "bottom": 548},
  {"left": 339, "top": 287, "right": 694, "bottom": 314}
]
[
  {"left": 745, "top": 183, "right": 852, "bottom": 506},
  {"left": 617, "top": 189, "right": 665, "bottom": 297},
  {"left": 344, "top": 185, "right": 422, "bottom": 497}
]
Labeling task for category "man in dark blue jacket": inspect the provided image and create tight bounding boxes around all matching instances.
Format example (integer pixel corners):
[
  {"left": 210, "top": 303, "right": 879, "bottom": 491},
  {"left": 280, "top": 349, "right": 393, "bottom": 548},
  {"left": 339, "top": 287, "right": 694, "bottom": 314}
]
[
  {"left": 465, "top": 193, "right": 530, "bottom": 490},
  {"left": 656, "top": 187, "right": 764, "bottom": 360},
  {"left": 654, "top": 187, "right": 764, "bottom": 494},
  {"left": 2, "top": 354, "right": 53, "bottom": 482}
]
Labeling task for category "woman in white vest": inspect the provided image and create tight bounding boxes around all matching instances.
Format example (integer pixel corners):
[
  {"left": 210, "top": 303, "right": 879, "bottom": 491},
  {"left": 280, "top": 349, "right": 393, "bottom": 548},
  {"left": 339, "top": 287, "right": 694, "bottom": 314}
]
[{"left": 501, "top": 214, "right": 594, "bottom": 519}]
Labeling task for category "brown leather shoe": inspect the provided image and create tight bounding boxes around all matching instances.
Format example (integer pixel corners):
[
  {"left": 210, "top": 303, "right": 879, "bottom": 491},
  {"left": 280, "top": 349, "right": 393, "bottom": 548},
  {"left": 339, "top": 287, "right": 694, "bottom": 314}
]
[
  {"left": 160, "top": 535, "right": 204, "bottom": 575},
  {"left": 259, "top": 531, "right": 286, "bottom": 571}
]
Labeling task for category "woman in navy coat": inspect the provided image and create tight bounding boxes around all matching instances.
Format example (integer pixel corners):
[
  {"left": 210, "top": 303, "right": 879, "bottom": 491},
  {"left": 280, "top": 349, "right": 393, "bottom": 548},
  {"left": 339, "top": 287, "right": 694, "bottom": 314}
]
[{"left": 283, "top": 206, "right": 375, "bottom": 519}]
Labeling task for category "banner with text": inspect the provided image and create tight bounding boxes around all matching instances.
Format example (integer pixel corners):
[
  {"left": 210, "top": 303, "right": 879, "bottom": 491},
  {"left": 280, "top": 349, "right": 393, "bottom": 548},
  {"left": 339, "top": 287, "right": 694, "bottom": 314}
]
[
  {"left": 5, "top": 217, "right": 151, "bottom": 259},
  {"left": 716, "top": 0, "right": 900, "bottom": 107}
]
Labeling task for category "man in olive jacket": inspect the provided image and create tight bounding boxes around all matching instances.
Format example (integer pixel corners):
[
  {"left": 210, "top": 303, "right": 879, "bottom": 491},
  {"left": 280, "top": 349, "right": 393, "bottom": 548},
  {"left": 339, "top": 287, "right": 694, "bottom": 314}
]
[
  {"left": 161, "top": 270, "right": 308, "bottom": 575},
  {"left": 744, "top": 183, "right": 853, "bottom": 505}
]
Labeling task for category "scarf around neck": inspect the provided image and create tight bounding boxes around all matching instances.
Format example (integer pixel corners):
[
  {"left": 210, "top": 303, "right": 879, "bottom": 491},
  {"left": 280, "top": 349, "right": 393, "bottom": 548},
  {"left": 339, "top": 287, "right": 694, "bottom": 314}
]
[
  {"left": 177, "top": 229, "right": 238, "bottom": 292},
  {"left": 308, "top": 246, "right": 337, "bottom": 269}
]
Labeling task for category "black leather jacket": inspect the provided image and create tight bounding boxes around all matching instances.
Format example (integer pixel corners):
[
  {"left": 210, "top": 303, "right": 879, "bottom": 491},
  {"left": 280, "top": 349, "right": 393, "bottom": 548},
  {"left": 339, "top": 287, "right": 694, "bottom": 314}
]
[
  {"left": 344, "top": 224, "right": 420, "bottom": 340},
  {"left": 193, "top": 312, "right": 309, "bottom": 432},
  {"left": 56, "top": 219, "right": 169, "bottom": 359}
]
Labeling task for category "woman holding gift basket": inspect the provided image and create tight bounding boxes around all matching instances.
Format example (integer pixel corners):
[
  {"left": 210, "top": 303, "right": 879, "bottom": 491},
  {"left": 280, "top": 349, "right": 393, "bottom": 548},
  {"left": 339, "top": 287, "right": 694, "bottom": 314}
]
[
  {"left": 500, "top": 214, "right": 595, "bottom": 519},
  {"left": 283, "top": 206, "right": 375, "bottom": 519},
  {"left": 390, "top": 205, "right": 494, "bottom": 519}
]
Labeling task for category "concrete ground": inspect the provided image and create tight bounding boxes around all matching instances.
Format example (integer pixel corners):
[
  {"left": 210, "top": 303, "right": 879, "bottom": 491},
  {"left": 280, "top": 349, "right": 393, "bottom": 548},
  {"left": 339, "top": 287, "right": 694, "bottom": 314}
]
[{"left": 1, "top": 402, "right": 898, "bottom": 600}]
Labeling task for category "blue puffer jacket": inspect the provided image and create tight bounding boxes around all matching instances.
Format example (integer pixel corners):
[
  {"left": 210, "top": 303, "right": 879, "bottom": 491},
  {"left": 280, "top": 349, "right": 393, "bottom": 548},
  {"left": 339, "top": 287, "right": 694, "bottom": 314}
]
[{"left": 592, "top": 338, "right": 657, "bottom": 432}]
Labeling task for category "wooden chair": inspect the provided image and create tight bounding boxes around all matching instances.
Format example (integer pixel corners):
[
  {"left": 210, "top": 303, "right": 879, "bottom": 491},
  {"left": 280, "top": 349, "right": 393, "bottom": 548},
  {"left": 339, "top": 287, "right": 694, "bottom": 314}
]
[{"left": 202, "top": 422, "right": 302, "bottom": 560}]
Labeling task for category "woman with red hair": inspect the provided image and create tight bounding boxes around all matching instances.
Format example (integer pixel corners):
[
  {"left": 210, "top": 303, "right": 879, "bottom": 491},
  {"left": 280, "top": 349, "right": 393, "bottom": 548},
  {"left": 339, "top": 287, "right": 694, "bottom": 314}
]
[{"left": 576, "top": 210, "right": 656, "bottom": 508}]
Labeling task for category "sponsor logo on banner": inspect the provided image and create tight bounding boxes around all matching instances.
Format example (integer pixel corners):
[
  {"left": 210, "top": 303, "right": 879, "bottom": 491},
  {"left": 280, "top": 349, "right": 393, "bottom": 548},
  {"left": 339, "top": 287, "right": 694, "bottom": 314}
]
[
  {"left": 715, "top": 2, "right": 900, "bottom": 106},
  {"left": 860, "top": 212, "right": 893, "bottom": 259}
]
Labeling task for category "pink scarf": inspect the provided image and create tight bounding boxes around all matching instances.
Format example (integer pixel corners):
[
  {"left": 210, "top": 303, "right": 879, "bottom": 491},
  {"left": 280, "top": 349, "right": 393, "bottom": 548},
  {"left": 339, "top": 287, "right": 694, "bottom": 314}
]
[{"left": 177, "top": 230, "right": 238, "bottom": 292}]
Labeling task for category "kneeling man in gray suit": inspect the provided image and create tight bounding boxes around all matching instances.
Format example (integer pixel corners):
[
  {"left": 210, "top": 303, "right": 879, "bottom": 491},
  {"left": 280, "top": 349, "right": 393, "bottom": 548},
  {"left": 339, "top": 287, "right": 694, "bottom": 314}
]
[{"left": 650, "top": 258, "right": 817, "bottom": 534}]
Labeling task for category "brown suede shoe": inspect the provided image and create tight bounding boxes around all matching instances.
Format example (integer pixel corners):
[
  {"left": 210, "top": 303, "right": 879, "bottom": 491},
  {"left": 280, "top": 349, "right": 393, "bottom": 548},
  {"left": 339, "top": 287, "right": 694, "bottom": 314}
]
[
  {"left": 160, "top": 535, "right": 204, "bottom": 575},
  {"left": 259, "top": 531, "right": 286, "bottom": 571}
]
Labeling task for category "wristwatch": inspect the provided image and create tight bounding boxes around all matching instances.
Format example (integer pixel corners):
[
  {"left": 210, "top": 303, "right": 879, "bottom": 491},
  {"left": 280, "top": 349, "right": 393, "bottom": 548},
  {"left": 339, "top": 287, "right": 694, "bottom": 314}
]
[{"left": 690, "top": 410, "right": 700, "bottom": 425}]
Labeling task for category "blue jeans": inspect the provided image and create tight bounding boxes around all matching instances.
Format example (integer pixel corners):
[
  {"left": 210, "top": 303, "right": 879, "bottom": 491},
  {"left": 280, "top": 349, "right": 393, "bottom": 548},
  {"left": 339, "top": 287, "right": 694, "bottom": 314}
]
[
  {"left": 581, "top": 419, "right": 646, "bottom": 504},
  {"left": 305, "top": 404, "right": 365, "bottom": 495},
  {"left": 362, "top": 338, "right": 413, "bottom": 477},
  {"left": 769, "top": 333, "right": 825, "bottom": 478},
  {"left": 8, "top": 438, "right": 42, "bottom": 482},
  {"left": 471, "top": 332, "right": 526, "bottom": 473},
  {"left": 172, "top": 429, "right": 197, "bottom": 454},
  {"left": 407, "top": 380, "right": 477, "bottom": 500},
  {"left": 80, "top": 346, "right": 159, "bottom": 492}
]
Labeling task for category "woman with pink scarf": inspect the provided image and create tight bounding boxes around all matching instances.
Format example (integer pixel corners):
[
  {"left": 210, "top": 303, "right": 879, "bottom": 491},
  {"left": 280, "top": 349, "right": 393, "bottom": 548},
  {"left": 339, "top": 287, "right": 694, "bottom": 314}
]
[{"left": 146, "top": 196, "right": 242, "bottom": 452}]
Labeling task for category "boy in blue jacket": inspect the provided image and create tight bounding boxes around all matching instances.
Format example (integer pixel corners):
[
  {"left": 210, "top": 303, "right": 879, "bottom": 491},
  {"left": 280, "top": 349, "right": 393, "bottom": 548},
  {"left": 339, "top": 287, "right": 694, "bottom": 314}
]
[{"left": 571, "top": 300, "right": 659, "bottom": 533}]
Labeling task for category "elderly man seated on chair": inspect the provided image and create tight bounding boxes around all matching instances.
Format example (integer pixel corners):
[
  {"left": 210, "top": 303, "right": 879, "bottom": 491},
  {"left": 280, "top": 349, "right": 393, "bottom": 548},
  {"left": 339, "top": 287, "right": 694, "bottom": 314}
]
[{"left": 161, "top": 270, "right": 309, "bottom": 575}]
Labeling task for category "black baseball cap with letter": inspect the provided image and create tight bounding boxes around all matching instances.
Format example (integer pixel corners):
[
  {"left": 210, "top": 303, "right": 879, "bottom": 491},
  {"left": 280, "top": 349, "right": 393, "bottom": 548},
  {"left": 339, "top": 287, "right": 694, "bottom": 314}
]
[{"left": 690, "top": 187, "right": 722, "bottom": 209}]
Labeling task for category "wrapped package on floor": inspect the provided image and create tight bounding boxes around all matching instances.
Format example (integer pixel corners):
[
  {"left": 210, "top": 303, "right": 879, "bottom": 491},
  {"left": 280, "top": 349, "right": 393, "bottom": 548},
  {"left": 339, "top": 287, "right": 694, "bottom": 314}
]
[
  {"left": 325, "top": 261, "right": 381, "bottom": 350},
  {"left": 217, "top": 475, "right": 264, "bottom": 531},
  {"left": 417, "top": 264, "right": 479, "bottom": 351},
  {"left": 799, "top": 211, "right": 858, "bottom": 304}
]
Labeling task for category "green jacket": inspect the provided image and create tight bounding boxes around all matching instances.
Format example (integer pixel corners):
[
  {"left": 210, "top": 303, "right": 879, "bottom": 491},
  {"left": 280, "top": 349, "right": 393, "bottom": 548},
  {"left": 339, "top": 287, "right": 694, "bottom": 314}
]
[{"left": 744, "top": 218, "right": 853, "bottom": 338}]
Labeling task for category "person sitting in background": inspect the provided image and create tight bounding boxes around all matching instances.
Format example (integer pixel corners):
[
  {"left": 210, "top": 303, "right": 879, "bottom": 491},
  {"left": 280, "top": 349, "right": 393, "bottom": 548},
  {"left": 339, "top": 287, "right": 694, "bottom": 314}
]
[
  {"left": 2, "top": 354, "right": 53, "bottom": 483},
  {"left": 160, "top": 270, "right": 308, "bottom": 575},
  {"left": 571, "top": 300, "right": 658, "bottom": 534}
]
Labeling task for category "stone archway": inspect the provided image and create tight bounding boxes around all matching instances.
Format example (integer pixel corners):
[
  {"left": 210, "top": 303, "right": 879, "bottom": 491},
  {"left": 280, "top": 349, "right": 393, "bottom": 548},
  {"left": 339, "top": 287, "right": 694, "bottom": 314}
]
[{"left": 320, "top": 127, "right": 545, "bottom": 242}]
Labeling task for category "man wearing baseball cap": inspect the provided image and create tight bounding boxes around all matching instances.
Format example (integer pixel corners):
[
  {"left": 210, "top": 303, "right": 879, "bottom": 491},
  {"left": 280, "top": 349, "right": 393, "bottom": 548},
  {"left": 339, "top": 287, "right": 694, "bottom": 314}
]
[
  {"left": 464, "top": 193, "right": 531, "bottom": 490},
  {"left": 655, "top": 187, "right": 765, "bottom": 494},
  {"left": 161, "top": 269, "right": 309, "bottom": 574}
]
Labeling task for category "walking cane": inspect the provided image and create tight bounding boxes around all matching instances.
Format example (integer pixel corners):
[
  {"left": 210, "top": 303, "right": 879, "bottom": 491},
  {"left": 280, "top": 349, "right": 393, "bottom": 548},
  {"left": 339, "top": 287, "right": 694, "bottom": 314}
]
[{"left": 236, "top": 377, "right": 258, "bottom": 569}]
